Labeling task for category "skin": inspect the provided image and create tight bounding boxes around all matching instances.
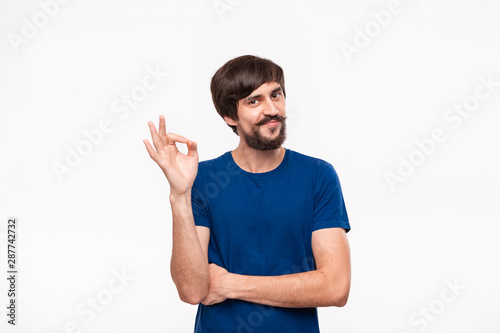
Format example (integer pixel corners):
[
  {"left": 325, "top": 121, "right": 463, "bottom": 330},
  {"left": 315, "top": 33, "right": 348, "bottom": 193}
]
[
  {"left": 224, "top": 82, "right": 287, "bottom": 173},
  {"left": 144, "top": 81, "right": 351, "bottom": 308},
  {"left": 144, "top": 116, "right": 208, "bottom": 304}
]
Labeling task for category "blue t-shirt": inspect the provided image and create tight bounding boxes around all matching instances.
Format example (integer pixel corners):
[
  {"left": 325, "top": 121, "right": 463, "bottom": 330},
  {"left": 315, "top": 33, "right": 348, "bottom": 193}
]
[{"left": 191, "top": 147, "right": 350, "bottom": 333}]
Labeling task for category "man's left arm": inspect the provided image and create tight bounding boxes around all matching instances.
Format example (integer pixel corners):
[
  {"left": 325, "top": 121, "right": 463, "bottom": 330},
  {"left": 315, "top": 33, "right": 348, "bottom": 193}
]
[{"left": 201, "top": 227, "right": 351, "bottom": 308}]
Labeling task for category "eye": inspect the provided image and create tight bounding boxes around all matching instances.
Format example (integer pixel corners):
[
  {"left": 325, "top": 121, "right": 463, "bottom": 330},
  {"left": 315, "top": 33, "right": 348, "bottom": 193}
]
[
  {"left": 249, "top": 99, "right": 259, "bottom": 105},
  {"left": 272, "top": 92, "right": 282, "bottom": 99}
]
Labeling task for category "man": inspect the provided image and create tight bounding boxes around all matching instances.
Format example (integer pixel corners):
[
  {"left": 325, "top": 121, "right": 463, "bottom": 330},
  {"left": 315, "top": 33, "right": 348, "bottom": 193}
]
[{"left": 144, "top": 55, "right": 351, "bottom": 332}]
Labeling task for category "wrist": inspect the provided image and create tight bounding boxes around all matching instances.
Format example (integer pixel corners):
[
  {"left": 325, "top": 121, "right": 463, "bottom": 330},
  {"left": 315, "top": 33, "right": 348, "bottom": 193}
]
[
  {"left": 169, "top": 190, "right": 191, "bottom": 203},
  {"left": 224, "top": 272, "right": 247, "bottom": 300}
]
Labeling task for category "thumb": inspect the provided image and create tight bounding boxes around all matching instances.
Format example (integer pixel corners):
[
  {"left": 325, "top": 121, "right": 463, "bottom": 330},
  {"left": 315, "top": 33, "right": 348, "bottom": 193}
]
[{"left": 186, "top": 139, "right": 198, "bottom": 157}]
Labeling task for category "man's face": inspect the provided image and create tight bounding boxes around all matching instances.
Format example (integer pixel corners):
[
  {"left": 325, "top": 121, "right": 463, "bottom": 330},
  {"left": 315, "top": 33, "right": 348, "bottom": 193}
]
[{"left": 226, "top": 82, "right": 287, "bottom": 151}]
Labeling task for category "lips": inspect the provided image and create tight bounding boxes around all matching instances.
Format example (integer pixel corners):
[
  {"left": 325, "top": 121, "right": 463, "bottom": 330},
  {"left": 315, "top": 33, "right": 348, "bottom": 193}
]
[{"left": 265, "top": 120, "right": 280, "bottom": 126}]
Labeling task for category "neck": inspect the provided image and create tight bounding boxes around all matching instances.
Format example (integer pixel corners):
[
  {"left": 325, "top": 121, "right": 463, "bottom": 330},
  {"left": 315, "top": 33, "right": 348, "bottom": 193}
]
[{"left": 231, "top": 145, "right": 285, "bottom": 173}]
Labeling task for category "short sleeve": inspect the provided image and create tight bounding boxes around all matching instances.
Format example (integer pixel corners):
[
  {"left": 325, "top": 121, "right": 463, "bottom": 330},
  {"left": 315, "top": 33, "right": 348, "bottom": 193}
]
[
  {"left": 191, "top": 180, "right": 210, "bottom": 228},
  {"left": 313, "top": 161, "right": 350, "bottom": 232}
]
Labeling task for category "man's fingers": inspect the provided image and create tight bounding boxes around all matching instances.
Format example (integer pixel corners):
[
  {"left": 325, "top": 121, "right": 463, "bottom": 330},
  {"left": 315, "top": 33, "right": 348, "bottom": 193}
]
[
  {"left": 159, "top": 115, "right": 166, "bottom": 140},
  {"left": 147, "top": 121, "right": 165, "bottom": 154},
  {"left": 143, "top": 139, "right": 160, "bottom": 164},
  {"left": 186, "top": 139, "right": 198, "bottom": 158},
  {"left": 166, "top": 132, "right": 189, "bottom": 145},
  {"left": 147, "top": 118, "right": 193, "bottom": 157}
]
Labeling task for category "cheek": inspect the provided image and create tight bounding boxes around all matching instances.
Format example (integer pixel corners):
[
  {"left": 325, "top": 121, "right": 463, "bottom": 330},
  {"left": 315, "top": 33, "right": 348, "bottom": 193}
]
[{"left": 243, "top": 111, "right": 264, "bottom": 124}]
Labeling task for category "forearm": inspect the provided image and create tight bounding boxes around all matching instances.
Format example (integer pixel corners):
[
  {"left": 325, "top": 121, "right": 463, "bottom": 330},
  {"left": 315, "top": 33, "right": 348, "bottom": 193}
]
[
  {"left": 224, "top": 269, "right": 350, "bottom": 308},
  {"left": 169, "top": 192, "right": 209, "bottom": 304}
]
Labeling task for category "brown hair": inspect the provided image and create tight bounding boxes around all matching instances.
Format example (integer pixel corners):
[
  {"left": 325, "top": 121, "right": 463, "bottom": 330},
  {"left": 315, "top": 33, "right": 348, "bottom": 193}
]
[{"left": 210, "top": 55, "right": 286, "bottom": 136}]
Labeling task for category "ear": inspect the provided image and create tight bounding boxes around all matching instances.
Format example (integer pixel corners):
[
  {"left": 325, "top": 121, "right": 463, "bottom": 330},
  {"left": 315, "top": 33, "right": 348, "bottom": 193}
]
[{"left": 224, "top": 116, "right": 237, "bottom": 127}]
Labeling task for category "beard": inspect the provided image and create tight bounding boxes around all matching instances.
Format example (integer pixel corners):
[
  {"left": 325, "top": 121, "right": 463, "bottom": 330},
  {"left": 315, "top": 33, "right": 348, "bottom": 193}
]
[{"left": 237, "top": 115, "right": 287, "bottom": 151}]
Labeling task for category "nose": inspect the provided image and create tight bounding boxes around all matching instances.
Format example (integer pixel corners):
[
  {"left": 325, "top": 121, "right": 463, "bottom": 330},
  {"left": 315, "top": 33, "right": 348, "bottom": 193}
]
[{"left": 262, "top": 99, "right": 279, "bottom": 116}]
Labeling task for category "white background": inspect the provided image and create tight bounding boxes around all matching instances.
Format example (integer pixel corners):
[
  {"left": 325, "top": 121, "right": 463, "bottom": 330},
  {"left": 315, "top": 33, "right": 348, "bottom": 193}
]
[{"left": 1, "top": 0, "right": 499, "bottom": 332}]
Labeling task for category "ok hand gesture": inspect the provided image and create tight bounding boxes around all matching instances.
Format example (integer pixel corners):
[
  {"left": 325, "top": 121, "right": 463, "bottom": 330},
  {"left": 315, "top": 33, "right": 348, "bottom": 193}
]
[{"left": 143, "top": 115, "right": 199, "bottom": 196}]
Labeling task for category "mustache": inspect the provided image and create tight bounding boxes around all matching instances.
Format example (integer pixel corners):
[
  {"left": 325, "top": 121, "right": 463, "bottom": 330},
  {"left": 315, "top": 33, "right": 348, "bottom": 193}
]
[{"left": 257, "top": 114, "right": 287, "bottom": 126}]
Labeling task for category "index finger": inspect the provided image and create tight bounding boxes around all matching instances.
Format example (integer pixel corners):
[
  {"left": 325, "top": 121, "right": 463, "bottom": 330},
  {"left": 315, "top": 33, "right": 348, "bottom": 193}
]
[{"left": 166, "top": 132, "right": 189, "bottom": 146}]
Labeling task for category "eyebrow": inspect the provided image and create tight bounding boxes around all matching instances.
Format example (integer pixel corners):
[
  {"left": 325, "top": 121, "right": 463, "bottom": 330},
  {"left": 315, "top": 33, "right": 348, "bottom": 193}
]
[{"left": 243, "top": 87, "right": 282, "bottom": 103}]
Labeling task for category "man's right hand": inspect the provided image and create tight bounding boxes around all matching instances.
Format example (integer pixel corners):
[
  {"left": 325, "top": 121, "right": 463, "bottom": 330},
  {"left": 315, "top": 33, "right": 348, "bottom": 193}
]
[{"left": 143, "top": 115, "right": 199, "bottom": 196}]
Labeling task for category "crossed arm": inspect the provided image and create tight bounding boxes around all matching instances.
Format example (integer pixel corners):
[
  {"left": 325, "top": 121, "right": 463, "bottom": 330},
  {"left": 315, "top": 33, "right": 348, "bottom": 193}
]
[
  {"left": 168, "top": 190, "right": 350, "bottom": 308},
  {"left": 196, "top": 225, "right": 351, "bottom": 308}
]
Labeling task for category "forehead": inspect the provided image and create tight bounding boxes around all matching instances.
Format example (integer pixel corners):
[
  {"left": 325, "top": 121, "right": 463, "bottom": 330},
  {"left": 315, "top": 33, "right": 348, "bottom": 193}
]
[{"left": 246, "top": 81, "right": 282, "bottom": 97}]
